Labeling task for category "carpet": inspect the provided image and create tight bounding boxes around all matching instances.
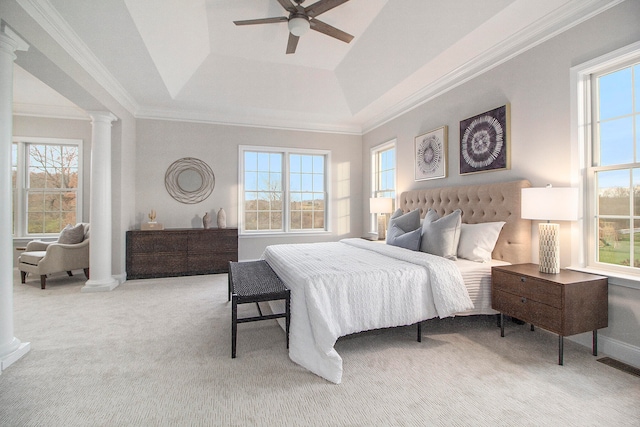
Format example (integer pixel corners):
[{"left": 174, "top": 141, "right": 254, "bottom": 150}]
[{"left": 1, "top": 269, "right": 639, "bottom": 426}]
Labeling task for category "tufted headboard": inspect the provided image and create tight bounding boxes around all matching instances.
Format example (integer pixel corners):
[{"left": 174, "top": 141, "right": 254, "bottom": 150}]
[{"left": 399, "top": 180, "right": 532, "bottom": 264}]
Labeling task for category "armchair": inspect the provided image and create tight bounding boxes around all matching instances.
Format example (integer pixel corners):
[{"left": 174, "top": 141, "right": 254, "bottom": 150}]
[{"left": 18, "top": 223, "right": 90, "bottom": 289}]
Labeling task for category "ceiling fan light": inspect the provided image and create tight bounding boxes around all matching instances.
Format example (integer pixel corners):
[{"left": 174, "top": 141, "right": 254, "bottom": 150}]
[{"left": 288, "top": 16, "right": 310, "bottom": 37}]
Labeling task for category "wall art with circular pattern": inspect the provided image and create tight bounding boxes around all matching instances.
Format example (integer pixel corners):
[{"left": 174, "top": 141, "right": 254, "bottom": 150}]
[
  {"left": 164, "top": 157, "right": 215, "bottom": 204},
  {"left": 415, "top": 125, "right": 448, "bottom": 181},
  {"left": 459, "top": 104, "right": 510, "bottom": 175}
]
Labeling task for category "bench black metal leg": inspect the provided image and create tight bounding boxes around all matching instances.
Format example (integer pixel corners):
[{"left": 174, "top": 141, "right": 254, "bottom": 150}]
[
  {"left": 228, "top": 262, "right": 232, "bottom": 302},
  {"left": 285, "top": 292, "right": 291, "bottom": 349},
  {"left": 593, "top": 330, "right": 598, "bottom": 356},
  {"left": 417, "top": 321, "right": 422, "bottom": 342},
  {"left": 232, "top": 295, "right": 238, "bottom": 358},
  {"left": 500, "top": 313, "right": 504, "bottom": 337}
]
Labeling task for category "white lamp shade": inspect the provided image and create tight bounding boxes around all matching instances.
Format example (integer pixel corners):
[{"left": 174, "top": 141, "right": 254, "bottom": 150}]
[
  {"left": 521, "top": 187, "right": 579, "bottom": 221},
  {"left": 369, "top": 197, "right": 393, "bottom": 214},
  {"left": 288, "top": 16, "right": 310, "bottom": 36}
]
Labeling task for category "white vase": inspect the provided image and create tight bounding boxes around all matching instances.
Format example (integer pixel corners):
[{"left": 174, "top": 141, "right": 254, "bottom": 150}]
[
  {"left": 217, "top": 208, "right": 226, "bottom": 228},
  {"left": 203, "top": 212, "right": 211, "bottom": 229}
]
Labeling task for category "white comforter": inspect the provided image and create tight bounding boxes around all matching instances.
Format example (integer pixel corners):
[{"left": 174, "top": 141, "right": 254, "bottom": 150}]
[{"left": 262, "top": 238, "right": 473, "bottom": 384}]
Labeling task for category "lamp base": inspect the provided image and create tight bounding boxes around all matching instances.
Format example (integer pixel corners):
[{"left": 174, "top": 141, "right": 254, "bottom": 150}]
[
  {"left": 538, "top": 223, "right": 560, "bottom": 274},
  {"left": 377, "top": 215, "right": 386, "bottom": 241}
]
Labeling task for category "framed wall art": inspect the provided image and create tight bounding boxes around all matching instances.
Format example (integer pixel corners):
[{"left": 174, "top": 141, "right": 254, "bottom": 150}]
[
  {"left": 415, "top": 125, "right": 447, "bottom": 181},
  {"left": 459, "top": 104, "right": 510, "bottom": 175}
]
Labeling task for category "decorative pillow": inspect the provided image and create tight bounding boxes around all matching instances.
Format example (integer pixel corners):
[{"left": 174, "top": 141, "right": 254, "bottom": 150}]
[
  {"left": 386, "top": 209, "right": 422, "bottom": 250},
  {"left": 457, "top": 221, "right": 506, "bottom": 263},
  {"left": 386, "top": 223, "right": 422, "bottom": 251},
  {"left": 58, "top": 223, "right": 85, "bottom": 244},
  {"left": 420, "top": 209, "right": 462, "bottom": 260},
  {"left": 388, "top": 209, "right": 420, "bottom": 232}
]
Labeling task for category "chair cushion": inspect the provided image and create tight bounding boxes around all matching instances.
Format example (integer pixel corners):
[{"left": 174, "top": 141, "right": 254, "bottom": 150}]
[
  {"left": 19, "top": 251, "right": 47, "bottom": 265},
  {"left": 58, "top": 223, "right": 85, "bottom": 244}
]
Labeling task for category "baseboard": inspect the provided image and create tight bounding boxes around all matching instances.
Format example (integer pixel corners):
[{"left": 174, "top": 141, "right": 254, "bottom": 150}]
[
  {"left": 0, "top": 341, "right": 31, "bottom": 373},
  {"left": 568, "top": 333, "right": 640, "bottom": 369}
]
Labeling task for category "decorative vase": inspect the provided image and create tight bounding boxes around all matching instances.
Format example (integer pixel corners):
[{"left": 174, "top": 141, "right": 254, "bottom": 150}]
[
  {"left": 203, "top": 212, "right": 211, "bottom": 229},
  {"left": 217, "top": 208, "right": 226, "bottom": 229}
]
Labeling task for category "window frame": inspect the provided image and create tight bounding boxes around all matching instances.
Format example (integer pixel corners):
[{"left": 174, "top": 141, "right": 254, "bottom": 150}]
[
  {"left": 238, "top": 145, "right": 331, "bottom": 236},
  {"left": 12, "top": 136, "right": 83, "bottom": 239},
  {"left": 571, "top": 40, "right": 640, "bottom": 288},
  {"left": 370, "top": 139, "right": 396, "bottom": 234}
]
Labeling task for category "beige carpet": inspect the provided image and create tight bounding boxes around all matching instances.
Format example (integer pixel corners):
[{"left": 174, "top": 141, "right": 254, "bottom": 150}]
[{"left": 1, "top": 269, "right": 639, "bottom": 426}]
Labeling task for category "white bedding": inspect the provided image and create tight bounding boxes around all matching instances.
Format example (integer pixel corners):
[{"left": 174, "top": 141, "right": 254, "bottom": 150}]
[
  {"left": 262, "top": 238, "right": 474, "bottom": 384},
  {"left": 454, "top": 258, "right": 510, "bottom": 316}
]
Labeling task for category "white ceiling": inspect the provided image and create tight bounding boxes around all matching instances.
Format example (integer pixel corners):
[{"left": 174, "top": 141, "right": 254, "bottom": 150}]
[{"left": 12, "top": 0, "right": 622, "bottom": 134}]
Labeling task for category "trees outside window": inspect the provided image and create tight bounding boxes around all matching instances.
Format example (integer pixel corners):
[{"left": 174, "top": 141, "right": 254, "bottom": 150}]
[
  {"left": 240, "top": 146, "right": 329, "bottom": 234},
  {"left": 12, "top": 138, "right": 82, "bottom": 237}
]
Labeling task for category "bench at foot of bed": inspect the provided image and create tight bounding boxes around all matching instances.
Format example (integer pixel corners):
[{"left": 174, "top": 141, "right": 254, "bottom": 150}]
[{"left": 228, "top": 260, "right": 290, "bottom": 358}]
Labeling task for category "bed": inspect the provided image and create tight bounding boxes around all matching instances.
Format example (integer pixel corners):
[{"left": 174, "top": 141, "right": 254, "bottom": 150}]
[{"left": 262, "top": 179, "right": 532, "bottom": 383}]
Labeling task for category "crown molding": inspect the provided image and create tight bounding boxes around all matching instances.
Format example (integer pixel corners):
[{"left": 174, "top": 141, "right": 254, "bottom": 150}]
[
  {"left": 16, "top": 0, "right": 139, "bottom": 115},
  {"left": 135, "top": 107, "right": 363, "bottom": 135},
  {"left": 13, "top": 102, "right": 89, "bottom": 120},
  {"left": 360, "top": 0, "right": 625, "bottom": 134}
]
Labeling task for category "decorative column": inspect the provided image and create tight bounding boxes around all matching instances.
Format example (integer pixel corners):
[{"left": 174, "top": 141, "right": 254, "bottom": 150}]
[
  {"left": 81, "top": 112, "right": 119, "bottom": 292},
  {"left": 0, "top": 24, "right": 30, "bottom": 373}
]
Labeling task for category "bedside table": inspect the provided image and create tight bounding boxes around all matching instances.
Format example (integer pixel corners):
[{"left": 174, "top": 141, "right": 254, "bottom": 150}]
[{"left": 491, "top": 263, "right": 608, "bottom": 365}]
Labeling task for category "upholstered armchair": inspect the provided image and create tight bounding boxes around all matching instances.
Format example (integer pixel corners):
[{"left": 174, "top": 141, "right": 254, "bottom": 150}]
[{"left": 18, "top": 223, "right": 90, "bottom": 289}]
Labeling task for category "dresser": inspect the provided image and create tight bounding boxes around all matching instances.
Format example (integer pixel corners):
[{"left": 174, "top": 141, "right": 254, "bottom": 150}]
[
  {"left": 491, "top": 263, "right": 608, "bottom": 365},
  {"left": 126, "top": 228, "right": 238, "bottom": 279}
]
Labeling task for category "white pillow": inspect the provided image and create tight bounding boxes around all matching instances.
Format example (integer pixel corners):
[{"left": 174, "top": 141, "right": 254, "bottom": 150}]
[{"left": 457, "top": 221, "right": 506, "bottom": 263}]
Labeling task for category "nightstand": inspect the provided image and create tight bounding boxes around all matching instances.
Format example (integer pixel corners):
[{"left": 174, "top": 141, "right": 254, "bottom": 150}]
[{"left": 491, "top": 263, "right": 608, "bottom": 365}]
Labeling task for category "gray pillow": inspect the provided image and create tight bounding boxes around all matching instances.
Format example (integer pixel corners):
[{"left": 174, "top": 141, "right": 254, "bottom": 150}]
[
  {"left": 420, "top": 209, "right": 462, "bottom": 260},
  {"left": 388, "top": 208, "right": 420, "bottom": 232},
  {"left": 386, "top": 223, "right": 422, "bottom": 251},
  {"left": 58, "top": 223, "right": 85, "bottom": 244},
  {"left": 386, "top": 209, "right": 422, "bottom": 250}
]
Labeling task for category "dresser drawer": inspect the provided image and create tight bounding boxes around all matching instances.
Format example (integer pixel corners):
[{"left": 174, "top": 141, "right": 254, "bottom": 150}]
[
  {"left": 493, "top": 289, "right": 562, "bottom": 333},
  {"left": 492, "top": 270, "right": 562, "bottom": 308}
]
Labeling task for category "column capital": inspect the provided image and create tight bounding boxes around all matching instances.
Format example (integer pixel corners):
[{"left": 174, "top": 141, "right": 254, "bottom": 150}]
[
  {"left": 87, "top": 111, "right": 118, "bottom": 124},
  {"left": 0, "top": 23, "right": 29, "bottom": 53}
]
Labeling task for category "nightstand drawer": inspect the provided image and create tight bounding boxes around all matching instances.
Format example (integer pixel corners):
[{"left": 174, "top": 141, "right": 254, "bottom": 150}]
[
  {"left": 493, "top": 289, "right": 561, "bottom": 333},
  {"left": 492, "top": 270, "right": 562, "bottom": 308}
]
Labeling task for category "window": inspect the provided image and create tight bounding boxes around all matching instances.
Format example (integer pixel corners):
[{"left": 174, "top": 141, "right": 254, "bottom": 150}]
[
  {"left": 240, "top": 146, "right": 329, "bottom": 234},
  {"left": 371, "top": 140, "right": 396, "bottom": 232},
  {"left": 12, "top": 137, "right": 82, "bottom": 237},
  {"left": 592, "top": 61, "right": 640, "bottom": 271},
  {"left": 573, "top": 41, "right": 640, "bottom": 278}
]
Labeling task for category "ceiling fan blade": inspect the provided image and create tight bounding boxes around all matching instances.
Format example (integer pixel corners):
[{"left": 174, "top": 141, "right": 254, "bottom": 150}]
[
  {"left": 305, "top": 0, "right": 350, "bottom": 18},
  {"left": 286, "top": 33, "right": 300, "bottom": 54},
  {"left": 234, "top": 16, "right": 288, "bottom": 26},
  {"left": 310, "top": 19, "right": 353, "bottom": 43},
  {"left": 276, "top": 0, "right": 297, "bottom": 13}
]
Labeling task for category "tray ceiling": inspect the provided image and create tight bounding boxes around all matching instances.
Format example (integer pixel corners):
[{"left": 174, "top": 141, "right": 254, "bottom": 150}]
[{"left": 10, "top": 0, "right": 622, "bottom": 134}]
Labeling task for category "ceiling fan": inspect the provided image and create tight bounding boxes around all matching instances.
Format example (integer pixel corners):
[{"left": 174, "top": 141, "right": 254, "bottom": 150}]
[{"left": 234, "top": 0, "right": 354, "bottom": 54}]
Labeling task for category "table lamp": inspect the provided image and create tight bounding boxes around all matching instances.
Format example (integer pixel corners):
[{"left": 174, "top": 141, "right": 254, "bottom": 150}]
[
  {"left": 521, "top": 185, "right": 579, "bottom": 274},
  {"left": 370, "top": 197, "right": 393, "bottom": 240}
]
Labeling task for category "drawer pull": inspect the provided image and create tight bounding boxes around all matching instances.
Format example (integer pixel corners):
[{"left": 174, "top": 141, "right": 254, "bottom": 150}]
[
  {"left": 521, "top": 297, "right": 527, "bottom": 303},
  {"left": 520, "top": 276, "right": 526, "bottom": 282}
]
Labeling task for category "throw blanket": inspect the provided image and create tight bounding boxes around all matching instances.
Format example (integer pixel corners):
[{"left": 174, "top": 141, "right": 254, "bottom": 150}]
[{"left": 262, "top": 238, "right": 472, "bottom": 383}]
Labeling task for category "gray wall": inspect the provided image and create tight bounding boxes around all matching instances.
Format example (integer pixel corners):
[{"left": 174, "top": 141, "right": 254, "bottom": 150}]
[
  {"left": 362, "top": 1, "right": 640, "bottom": 364},
  {"left": 134, "top": 119, "right": 363, "bottom": 260}
]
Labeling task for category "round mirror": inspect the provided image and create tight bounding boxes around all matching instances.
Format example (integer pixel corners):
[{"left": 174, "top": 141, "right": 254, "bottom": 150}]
[
  {"left": 177, "top": 168, "right": 203, "bottom": 192},
  {"left": 165, "top": 158, "right": 215, "bottom": 204}
]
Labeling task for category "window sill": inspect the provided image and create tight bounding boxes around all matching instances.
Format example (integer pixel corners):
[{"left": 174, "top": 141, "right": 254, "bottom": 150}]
[
  {"left": 567, "top": 266, "right": 640, "bottom": 291},
  {"left": 239, "top": 231, "right": 332, "bottom": 238}
]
